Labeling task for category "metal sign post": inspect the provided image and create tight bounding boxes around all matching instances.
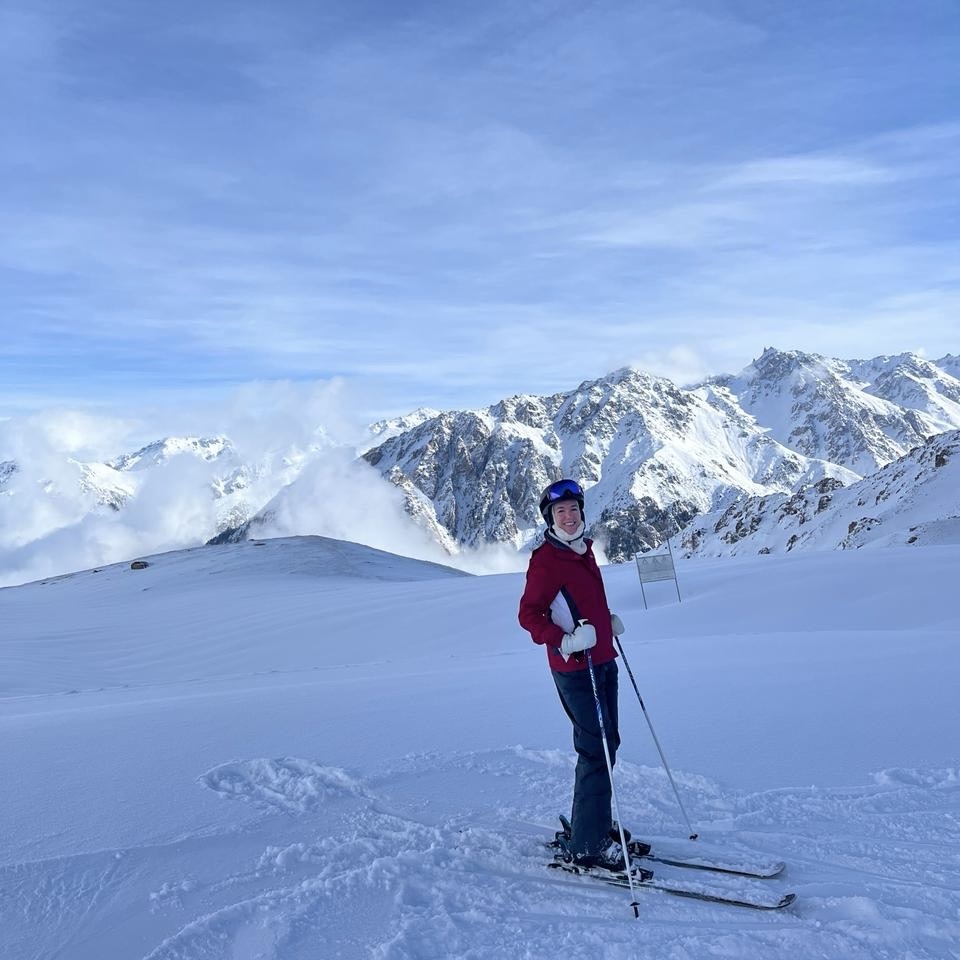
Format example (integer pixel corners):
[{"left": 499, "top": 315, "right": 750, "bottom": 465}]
[{"left": 634, "top": 538, "right": 682, "bottom": 608}]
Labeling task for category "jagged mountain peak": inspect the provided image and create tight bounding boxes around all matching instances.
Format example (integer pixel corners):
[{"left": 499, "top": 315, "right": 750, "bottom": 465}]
[
  {"left": 554, "top": 366, "right": 697, "bottom": 445},
  {"left": 746, "top": 345, "right": 839, "bottom": 382},
  {"left": 365, "top": 408, "right": 442, "bottom": 448},
  {"left": 573, "top": 364, "right": 680, "bottom": 397},
  {"left": 853, "top": 351, "right": 941, "bottom": 377},
  {"left": 713, "top": 347, "right": 854, "bottom": 407},
  {"left": 110, "top": 436, "right": 233, "bottom": 471}
]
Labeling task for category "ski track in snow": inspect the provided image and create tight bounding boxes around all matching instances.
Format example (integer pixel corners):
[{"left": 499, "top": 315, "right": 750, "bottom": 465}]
[{"left": 9, "top": 749, "right": 956, "bottom": 960}]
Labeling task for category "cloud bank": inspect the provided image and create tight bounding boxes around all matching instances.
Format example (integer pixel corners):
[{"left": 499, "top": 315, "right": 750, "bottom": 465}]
[{"left": 1, "top": 2, "right": 958, "bottom": 419}]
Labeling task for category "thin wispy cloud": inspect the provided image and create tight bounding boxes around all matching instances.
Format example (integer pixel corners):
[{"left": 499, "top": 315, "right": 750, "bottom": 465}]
[
  {"left": 1, "top": 0, "right": 957, "bottom": 422},
  {"left": 715, "top": 156, "right": 898, "bottom": 188}
]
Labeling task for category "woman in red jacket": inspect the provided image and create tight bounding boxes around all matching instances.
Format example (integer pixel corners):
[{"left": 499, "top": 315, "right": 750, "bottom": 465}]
[{"left": 518, "top": 478, "right": 626, "bottom": 870}]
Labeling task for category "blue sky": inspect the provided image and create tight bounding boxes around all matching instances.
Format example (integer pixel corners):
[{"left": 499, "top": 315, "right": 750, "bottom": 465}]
[{"left": 2, "top": 0, "right": 959, "bottom": 429}]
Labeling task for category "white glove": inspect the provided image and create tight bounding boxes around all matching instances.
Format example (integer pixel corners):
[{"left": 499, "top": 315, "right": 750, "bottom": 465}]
[
  {"left": 610, "top": 613, "right": 625, "bottom": 636},
  {"left": 560, "top": 620, "right": 597, "bottom": 658}
]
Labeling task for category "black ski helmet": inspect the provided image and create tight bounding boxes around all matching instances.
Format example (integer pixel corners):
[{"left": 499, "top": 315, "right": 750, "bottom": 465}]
[{"left": 539, "top": 478, "right": 585, "bottom": 525}]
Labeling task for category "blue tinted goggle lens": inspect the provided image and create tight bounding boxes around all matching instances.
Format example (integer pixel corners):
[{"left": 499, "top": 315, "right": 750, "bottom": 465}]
[{"left": 546, "top": 479, "right": 583, "bottom": 502}]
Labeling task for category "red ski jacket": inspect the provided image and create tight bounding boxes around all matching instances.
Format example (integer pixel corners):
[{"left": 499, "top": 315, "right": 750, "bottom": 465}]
[{"left": 518, "top": 535, "right": 617, "bottom": 673}]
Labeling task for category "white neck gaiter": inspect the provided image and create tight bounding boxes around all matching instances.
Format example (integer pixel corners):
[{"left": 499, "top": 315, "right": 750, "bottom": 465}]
[{"left": 551, "top": 521, "right": 587, "bottom": 555}]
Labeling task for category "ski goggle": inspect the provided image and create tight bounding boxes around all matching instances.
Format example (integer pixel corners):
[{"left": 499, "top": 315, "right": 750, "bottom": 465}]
[{"left": 543, "top": 479, "right": 584, "bottom": 502}]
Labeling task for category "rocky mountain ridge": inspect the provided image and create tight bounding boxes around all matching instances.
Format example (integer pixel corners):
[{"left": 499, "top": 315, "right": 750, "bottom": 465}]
[
  {"left": 679, "top": 429, "right": 960, "bottom": 557},
  {"left": 704, "top": 349, "right": 958, "bottom": 474},
  {"left": 360, "top": 348, "right": 960, "bottom": 559}
]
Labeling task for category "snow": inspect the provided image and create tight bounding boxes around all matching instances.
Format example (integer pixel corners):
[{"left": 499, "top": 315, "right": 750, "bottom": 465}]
[{"left": 2, "top": 537, "right": 959, "bottom": 959}]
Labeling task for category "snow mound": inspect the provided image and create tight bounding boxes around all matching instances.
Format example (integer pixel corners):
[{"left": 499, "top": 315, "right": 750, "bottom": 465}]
[{"left": 200, "top": 758, "right": 371, "bottom": 814}]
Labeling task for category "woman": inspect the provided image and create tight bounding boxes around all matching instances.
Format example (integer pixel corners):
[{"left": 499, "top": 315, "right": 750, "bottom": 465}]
[{"left": 518, "top": 478, "right": 627, "bottom": 870}]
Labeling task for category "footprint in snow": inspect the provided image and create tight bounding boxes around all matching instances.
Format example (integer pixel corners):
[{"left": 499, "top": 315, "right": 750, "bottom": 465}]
[{"left": 199, "top": 757, "right": 370, "bottom": 814}]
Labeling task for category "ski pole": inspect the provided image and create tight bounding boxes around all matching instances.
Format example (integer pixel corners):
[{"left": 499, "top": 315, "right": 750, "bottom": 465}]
[
  {"left": 614, "top": 636, "right": 699, "bottom": 841},
  {"left": 585, "top": 650, "right": 640, "bottom": 918}
]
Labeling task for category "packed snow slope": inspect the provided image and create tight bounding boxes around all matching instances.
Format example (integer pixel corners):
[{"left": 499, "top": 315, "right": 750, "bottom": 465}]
[{"left": 1, "top": 537, "right": 958, "bottom": 960}]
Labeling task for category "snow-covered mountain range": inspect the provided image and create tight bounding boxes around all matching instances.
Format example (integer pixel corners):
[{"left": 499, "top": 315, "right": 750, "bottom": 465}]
[
  {"left": 1, "top": 435, "right": 327, "bottom": 541},
  {"left": 360, "top": 348, "right": 960, "bottom": 559},
  {"left": 2, "top": 348, "right": 959, "bottom": 583}
]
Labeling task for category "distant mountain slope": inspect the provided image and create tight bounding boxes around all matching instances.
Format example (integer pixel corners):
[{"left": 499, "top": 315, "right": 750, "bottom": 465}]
[
  {"left": 852, "top": 354, "right": 960, "bottom": 433},
  {"left": 936, "top": 353, "right": 960, "bottom": 380},
  {"left": 364, "top": 408, "right": 443, "bottom": 448},
  {"left": 679, "top": 430, "right": 960, "bottom": 557},
  {"left": 3, "top": 535, "right": 468, "bottom": 693}
]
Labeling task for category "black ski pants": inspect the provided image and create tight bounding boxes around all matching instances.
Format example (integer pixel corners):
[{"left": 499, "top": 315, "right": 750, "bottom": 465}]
[{"left": 552, "top": 659, "right": 620, "bottom": 858}]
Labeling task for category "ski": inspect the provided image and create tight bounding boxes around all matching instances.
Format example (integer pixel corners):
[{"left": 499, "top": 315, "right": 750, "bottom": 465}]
[
  {"left": 547, "top": 861, "right": 797, "bottom": 911},
  {"left": 551, "top": 814, "right": 784, "bottom": 880},
  {"left": 636, "top": 848, "right": 785, "bottom": 880}
]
